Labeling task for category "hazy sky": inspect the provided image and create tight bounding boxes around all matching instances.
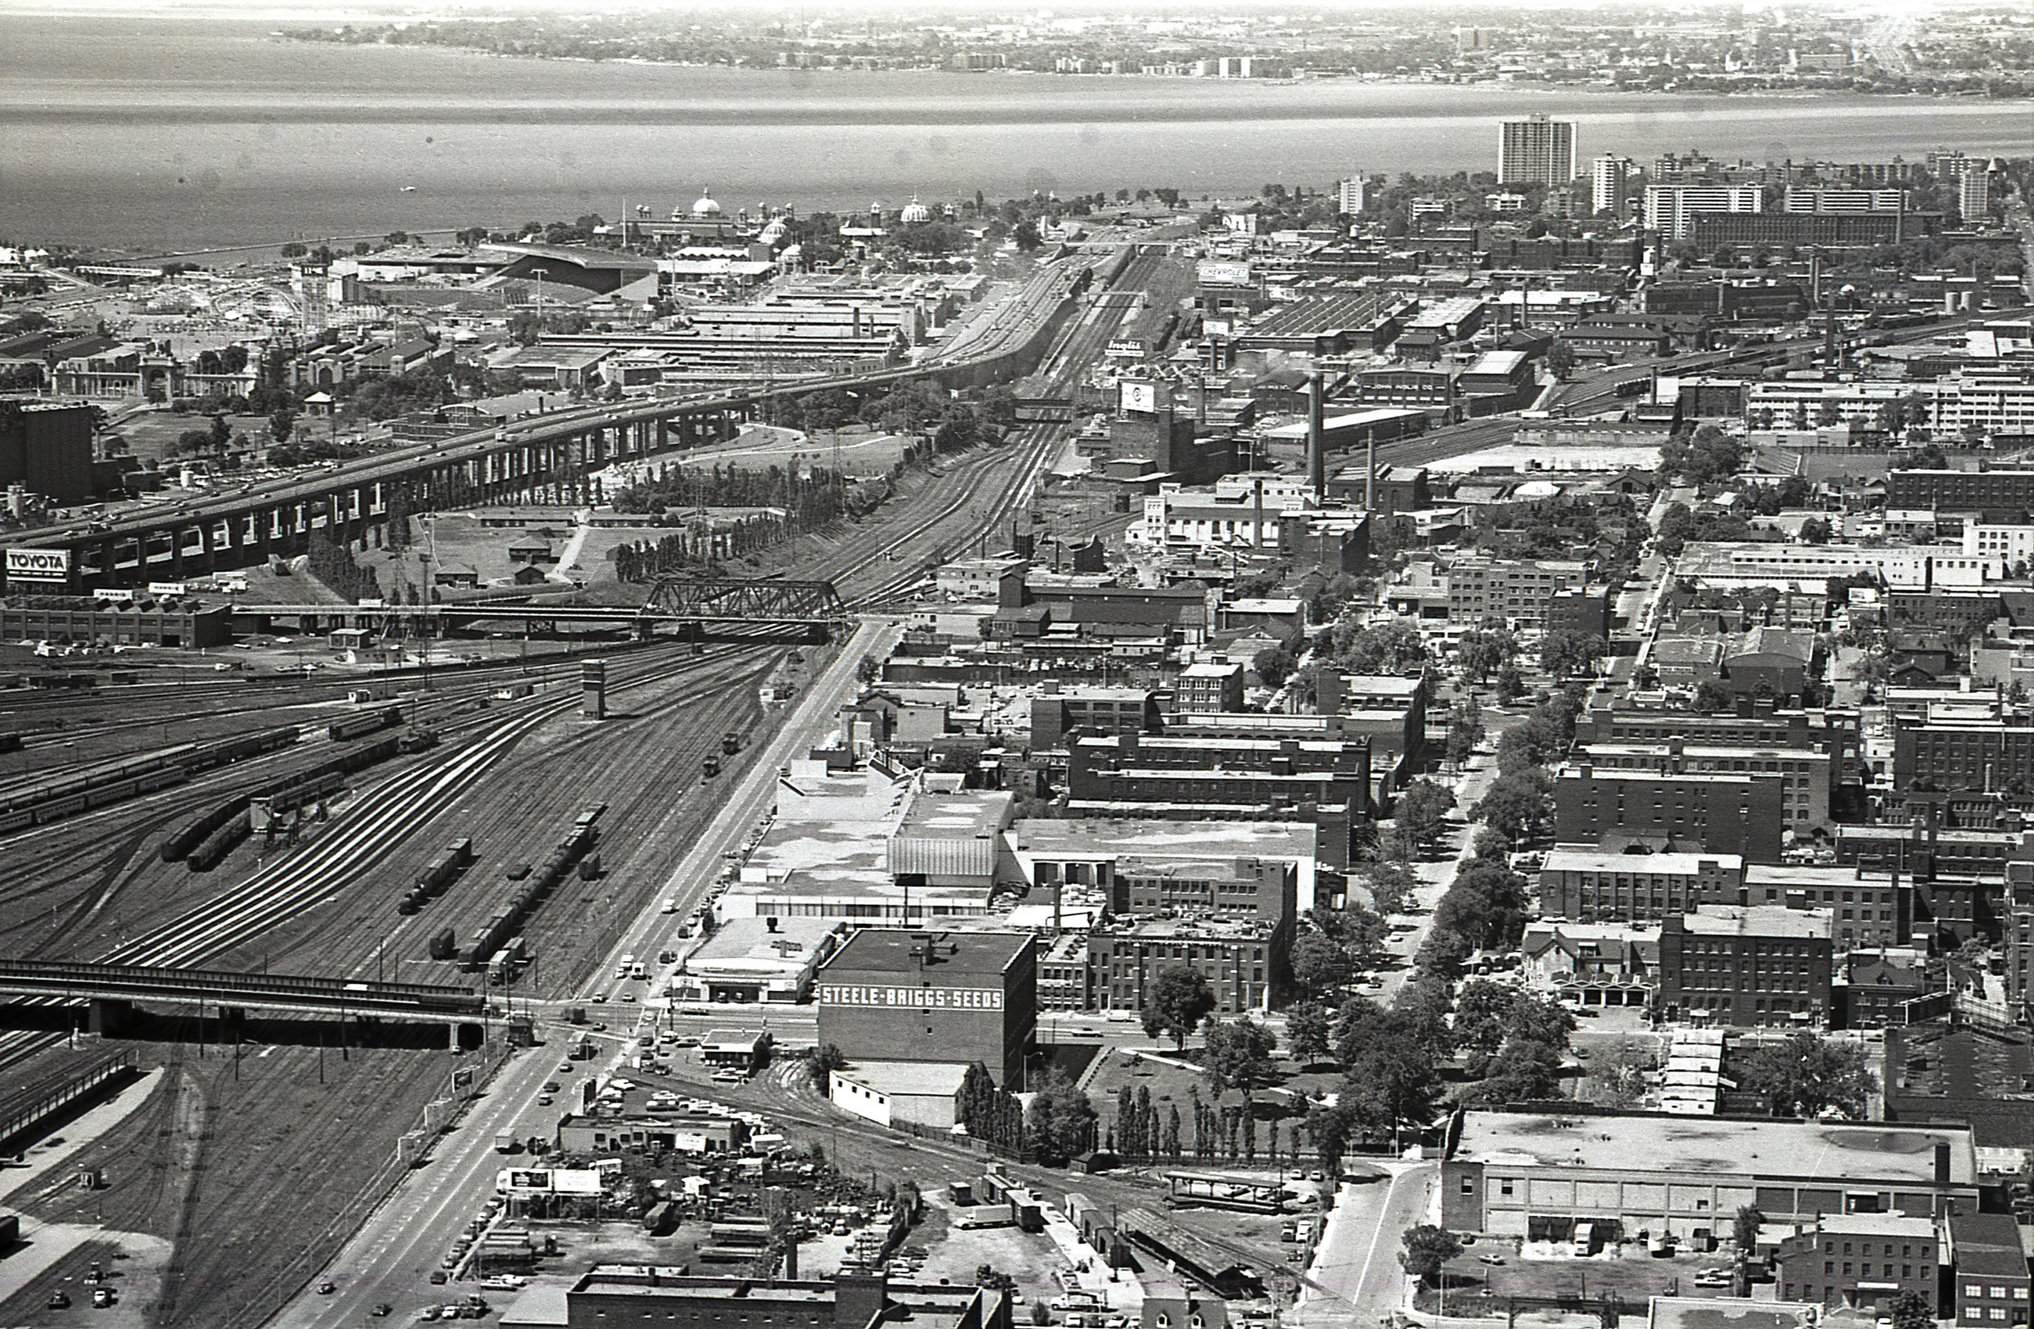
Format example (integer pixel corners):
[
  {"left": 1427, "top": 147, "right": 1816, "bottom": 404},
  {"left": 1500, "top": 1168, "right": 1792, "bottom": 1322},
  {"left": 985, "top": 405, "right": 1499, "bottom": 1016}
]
[{"left": 0, "top": 0, "right": 1883, "bottom": 17}]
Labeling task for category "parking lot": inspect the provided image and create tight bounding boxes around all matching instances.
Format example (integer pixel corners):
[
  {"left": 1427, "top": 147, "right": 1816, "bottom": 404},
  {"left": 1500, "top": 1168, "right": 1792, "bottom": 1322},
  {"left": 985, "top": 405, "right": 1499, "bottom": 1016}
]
[{"left": 1420, "top": 1239, "right": 1735, "bottom": 1313}]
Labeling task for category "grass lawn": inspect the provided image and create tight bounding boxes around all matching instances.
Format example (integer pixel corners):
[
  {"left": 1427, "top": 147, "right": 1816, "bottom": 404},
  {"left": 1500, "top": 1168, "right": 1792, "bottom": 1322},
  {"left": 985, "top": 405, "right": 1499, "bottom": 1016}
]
[
  {"left": 112, "top": 410, "right": 271, "bottom": 466},
  {"left": 636, "top": 424, "right": 913, "bottom": 480}
]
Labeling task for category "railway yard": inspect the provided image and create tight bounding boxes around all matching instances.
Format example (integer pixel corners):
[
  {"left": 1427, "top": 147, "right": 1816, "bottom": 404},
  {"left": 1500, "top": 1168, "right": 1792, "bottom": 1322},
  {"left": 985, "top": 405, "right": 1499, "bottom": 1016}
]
[
  {"left": 2, "top": 238, "right": 1921, "bottom": 1329},
  {"left": 0, "top": 248, "right": 1159, "bottom": 1328}
]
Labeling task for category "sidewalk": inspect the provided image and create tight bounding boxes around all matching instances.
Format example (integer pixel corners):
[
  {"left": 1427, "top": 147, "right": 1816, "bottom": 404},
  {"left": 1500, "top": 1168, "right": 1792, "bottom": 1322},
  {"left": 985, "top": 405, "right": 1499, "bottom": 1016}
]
[{"left": 0, "top": 1067, "right": 163, "bottom": 1205}]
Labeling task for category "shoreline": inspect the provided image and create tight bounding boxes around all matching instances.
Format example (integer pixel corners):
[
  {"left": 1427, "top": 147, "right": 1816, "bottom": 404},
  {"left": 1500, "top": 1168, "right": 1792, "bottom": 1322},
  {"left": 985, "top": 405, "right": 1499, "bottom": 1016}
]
[{"left": 259, "top": 35, "right": 2027, "bottom": 104}]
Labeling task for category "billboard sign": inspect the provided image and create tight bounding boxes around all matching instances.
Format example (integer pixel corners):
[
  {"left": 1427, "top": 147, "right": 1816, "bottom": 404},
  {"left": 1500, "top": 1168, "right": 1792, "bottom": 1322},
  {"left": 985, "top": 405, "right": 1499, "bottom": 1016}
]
[
  {"left": 818, "top": 984, "right": 1004, "bottom": 1011},
  {"left": 496, "top": 1167, "right": 604, "bottom": 1197},
  {"left": 5, "top": 548, "right": 71, "bottom": 583}
]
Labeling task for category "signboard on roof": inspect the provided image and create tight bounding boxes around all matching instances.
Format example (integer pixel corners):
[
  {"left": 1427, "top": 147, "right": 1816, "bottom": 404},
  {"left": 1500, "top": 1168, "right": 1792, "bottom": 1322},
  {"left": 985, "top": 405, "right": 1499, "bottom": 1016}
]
[
  {"left": 818, "top": 984, "right": 1004, "bottom": 1011},
  {"left": 5, "top": 548, "right": 70, "bottom": 582},
  {"left": 1196, "top": 260, "right": 1252, "bottom": 288}
]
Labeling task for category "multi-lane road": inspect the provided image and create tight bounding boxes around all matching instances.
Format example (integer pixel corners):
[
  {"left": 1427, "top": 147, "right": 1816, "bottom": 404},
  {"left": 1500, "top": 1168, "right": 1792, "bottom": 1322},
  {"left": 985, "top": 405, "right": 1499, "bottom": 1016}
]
[
  {"left": 260, "top": 247, "right": 1167, "bottom": 1324},
  {"left": 273, "top": 620, "right": 897, "bottom": 1328}
]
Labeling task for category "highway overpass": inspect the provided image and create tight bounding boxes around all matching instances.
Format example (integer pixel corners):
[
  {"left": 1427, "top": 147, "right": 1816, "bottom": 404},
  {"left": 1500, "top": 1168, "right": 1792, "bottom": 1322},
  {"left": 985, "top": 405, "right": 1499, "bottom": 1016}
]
[{"left": 9, "top": 246, "right": 1128, "bottom": 588}]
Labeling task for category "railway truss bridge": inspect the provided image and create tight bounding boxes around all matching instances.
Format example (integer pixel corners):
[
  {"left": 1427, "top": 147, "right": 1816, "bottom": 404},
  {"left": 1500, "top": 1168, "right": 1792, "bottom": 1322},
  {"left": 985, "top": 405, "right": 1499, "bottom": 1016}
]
[{"left": 231, "top": 574, "right": 852, "bottom": 645}]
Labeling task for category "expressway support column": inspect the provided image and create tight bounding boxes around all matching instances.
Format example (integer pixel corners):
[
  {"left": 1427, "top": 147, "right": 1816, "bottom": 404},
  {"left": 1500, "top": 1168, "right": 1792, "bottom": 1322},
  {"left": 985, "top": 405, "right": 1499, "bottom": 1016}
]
[{"left": 87, "top": 998, "right": 134, "bottom": 1036}]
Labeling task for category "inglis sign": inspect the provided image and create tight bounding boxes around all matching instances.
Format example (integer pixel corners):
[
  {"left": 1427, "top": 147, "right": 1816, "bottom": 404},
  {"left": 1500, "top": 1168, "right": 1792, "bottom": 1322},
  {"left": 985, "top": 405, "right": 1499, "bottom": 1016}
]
[{"left": 4, "top": 548, "right": 71, "bottom": 582}]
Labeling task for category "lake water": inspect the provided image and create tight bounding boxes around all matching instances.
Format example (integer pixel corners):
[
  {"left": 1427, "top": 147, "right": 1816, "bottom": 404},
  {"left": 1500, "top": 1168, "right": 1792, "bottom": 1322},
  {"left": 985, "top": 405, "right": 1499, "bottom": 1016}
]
[{"left": 3, "top": 15, "right": 2031, "bottom": 254}]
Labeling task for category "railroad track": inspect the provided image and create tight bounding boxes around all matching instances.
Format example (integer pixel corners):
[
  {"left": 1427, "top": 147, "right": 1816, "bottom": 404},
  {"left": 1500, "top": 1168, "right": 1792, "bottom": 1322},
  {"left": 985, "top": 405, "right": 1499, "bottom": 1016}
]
[
  {"left": 845, "top": 252, "right": 1160, "bottom": 608},
  {"left": 0, "top": 643, "right": 764, "bottom": 1076}
]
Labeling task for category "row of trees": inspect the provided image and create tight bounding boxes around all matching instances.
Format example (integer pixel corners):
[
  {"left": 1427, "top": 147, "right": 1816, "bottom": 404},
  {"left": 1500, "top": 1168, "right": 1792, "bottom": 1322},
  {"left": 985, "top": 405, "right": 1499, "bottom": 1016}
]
[
  {"left": 953, "top": 1062, "right": 1099, "bottom": 1166},
  {"left": 305, "top": 528, "right": 384, "bottom": 602},
  {"left": 609, "top": 516, "right": 793, "bottom": 582},
  {"left": 613, "top": 458, "right": 873, "bottom": 530}
]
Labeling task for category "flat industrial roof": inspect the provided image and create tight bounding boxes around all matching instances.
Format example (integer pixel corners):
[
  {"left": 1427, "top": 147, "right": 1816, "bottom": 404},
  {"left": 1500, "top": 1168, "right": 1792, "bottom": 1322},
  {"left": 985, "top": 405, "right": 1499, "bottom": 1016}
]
[
  {"left": 1648, "top": 1295, "right": 1819, "bottom": 1329},
  {"left": 896, "top": 787, "right": 1012, "bottom": 839},
  {"left": 832, "top": 1059, "right": 972, "bottom": 1097},
  {"left": 1542, "top": 848, "right": 1745, "bottom": 875},
  {"left": 1455, "top": 1110, "right": 1976, "bottom": 1185},
  {"left": 688, "top": 915, "right": 840, "bottom": 972},
  {"left": 822, "top": 927, "right": 1031, "bottom": 979},
  {"left": 1006, "top": 817, "right": 1316, "bottom": 860},
  {"left": 1682, "top": 905, "right": 1833, "bottom": 939}
]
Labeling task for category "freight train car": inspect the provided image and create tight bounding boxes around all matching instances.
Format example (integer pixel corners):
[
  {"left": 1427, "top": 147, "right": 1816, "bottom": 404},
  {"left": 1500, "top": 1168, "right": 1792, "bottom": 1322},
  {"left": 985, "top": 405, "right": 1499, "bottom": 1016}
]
[
  {"left": 162, "top": 796, "right": 252, "bottom": 862},
  {"left": 328, "top": 706, "right": 403, "bottom": 742},
  {"left": 183, "top": 725, "right": 300, "bottom": 774},
  {"left": 458, "top": 811, "right": 602, "bottom": 969}
]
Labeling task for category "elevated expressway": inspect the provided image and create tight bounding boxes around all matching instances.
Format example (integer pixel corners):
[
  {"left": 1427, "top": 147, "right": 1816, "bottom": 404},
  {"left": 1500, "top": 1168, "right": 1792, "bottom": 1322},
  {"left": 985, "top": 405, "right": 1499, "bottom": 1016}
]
[{"left": 13, "top": 245, "right": 1141, "bottom": 585}]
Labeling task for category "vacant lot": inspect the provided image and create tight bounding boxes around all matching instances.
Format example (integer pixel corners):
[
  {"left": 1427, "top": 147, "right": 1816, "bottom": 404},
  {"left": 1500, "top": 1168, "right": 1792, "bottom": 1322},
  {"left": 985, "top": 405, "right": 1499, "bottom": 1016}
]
[{"left": 1420, "top": 1243, "right": 1726, "bottom": 1313}]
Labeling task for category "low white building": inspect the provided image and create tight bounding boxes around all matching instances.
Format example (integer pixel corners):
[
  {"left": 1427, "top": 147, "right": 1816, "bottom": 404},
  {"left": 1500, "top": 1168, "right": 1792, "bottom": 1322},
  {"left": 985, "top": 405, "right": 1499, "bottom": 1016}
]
[
  {"left": 829, "top": 1061, "right": 968, "bottom": 1130},
  {"left": 669, "top": 915, "right": 844, "bottom": 1005}
]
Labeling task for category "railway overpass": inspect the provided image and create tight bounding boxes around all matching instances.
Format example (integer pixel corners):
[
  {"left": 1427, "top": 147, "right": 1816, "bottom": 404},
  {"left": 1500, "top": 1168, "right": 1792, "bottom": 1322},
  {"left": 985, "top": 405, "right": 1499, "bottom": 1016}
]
[
  {"left": 0, "top": 959, "right": 493, "bottom": 1047},
  {"left": 6, "top": 247, "right": 1128, "bottom": 589},
  {"left": 232, "top": 575, "right": 851, "bottom": 643}
]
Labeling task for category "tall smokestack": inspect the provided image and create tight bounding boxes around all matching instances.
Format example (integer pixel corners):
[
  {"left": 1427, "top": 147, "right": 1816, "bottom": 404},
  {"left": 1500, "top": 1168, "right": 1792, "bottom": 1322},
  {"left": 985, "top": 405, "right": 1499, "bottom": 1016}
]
[
  {"left": 1365, "top": 434, "right": 1376, "bottom": 511},
  {"left": 1307, "top": 369, "right": 1325, "bottom": 502},
  {"left": 1253, "top": 477, "right": 1265, "bottom": 549}
]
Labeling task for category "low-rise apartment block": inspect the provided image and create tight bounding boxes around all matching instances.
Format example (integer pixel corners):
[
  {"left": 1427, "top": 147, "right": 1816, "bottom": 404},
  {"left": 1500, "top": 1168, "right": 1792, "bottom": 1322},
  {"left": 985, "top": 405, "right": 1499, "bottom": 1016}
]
[
  {"left": 1538, "top": 848, "right": 1746, "bottom": 922},
  {"left": 1657, "top": 905, "right": 1835, "bottom": 1027},
  {"left": 1775, "top": 1213, "right": 1940, "bottom": 1314},
  {"left": 1555, "top": 765, "right": 1788, "bottom": 864},
  {"left": 1088, "top": 915, "right": 1289, "bottom": 1016}
]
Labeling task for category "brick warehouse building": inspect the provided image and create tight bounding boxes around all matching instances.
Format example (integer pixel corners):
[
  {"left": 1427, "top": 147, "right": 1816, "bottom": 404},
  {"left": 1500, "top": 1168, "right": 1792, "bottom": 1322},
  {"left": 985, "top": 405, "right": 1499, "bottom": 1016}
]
[
  {"left": 1554, "top": 765, "right": 1788, "bottom": 863},
  {"left": 814, "top": 929, "right": 1036, "bottom": 1088},
  {"left": 1442, "top": 1109, "right": 1979, "bottom": 1246}
]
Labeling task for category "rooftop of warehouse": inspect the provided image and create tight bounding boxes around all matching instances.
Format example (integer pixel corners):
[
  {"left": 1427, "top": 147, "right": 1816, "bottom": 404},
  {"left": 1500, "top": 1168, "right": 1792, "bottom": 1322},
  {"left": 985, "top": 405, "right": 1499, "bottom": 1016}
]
[
  {"left": 687, "top": 915, "right": 842, "bottom": 971},
  {"left": 1005, "top": 817, "right": 1316, "bottom": 860},
  {"left": 895, "top": 785, "right": 1013, "bottom": 839},
  {"left": 1067, "top": 797, "right": 1351, "bottom": 817},
  {"left": 738, "top": 821, "right": 890, "bottom": 889},
  {"left": 1455, "top": 1110, "right": 1974, "bottom": 1184},
  {"left": 821, "top": 927, "right": 1032, "bottom": 978},
  {"left": 1094, "top": 914, "right": 1277, "bottom": 939},
  {"left": 1948, "top": 1213, "right": 2031, "bottom": 1273},
  {"left": 1681, "top": 905, "right": 1833, "bottom": 939},
  {"left": 1647, "top": 1295, "right": 1819, "bottom": 1329},
  {"left": 1243, "top": 290, "right": 1391, "bottom": 336},
  {"left": 832, "top": 1060, "right": 973, "bottom": 1097},
  {"left": 1542, "top": 848, "right": 1746, "bottom": 875}
]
